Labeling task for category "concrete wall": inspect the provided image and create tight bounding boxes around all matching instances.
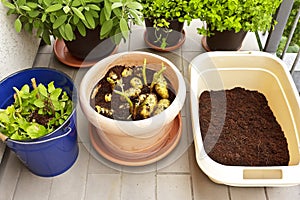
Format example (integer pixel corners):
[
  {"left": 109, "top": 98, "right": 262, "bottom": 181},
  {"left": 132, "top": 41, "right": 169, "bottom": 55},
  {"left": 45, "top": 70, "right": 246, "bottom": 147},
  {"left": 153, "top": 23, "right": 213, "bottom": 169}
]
[{"left": 0, "top": 4, "right": 40, "bottom": 79}]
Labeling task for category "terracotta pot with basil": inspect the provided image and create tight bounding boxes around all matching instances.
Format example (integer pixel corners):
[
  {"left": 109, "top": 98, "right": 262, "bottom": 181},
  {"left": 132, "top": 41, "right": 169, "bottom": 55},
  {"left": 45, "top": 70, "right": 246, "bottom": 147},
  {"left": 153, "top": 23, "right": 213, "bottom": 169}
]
[{"left": 141, "top": 0, "right": 193, "bottom": 51}]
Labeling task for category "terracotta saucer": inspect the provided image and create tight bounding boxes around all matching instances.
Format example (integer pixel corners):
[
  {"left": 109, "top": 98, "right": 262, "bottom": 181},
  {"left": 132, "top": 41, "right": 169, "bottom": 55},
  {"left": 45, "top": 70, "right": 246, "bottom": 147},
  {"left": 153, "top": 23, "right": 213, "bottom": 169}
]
[
  {"left": 53, "top": 39, "right": 118, "bottom": 68},
  {"left": 89, "top": 114, "right": 182, "bottom": 166},
  {"left": 144, "top": 30, "right": 186, "bottom": 52}
]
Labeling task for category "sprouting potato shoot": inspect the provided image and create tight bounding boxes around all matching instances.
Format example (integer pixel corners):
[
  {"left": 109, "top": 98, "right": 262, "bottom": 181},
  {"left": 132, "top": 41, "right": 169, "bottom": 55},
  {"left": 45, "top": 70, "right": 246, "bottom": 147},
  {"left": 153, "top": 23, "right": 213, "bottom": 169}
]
[{"left": 155, "top": 75, "right": 169, "bottom": 99}]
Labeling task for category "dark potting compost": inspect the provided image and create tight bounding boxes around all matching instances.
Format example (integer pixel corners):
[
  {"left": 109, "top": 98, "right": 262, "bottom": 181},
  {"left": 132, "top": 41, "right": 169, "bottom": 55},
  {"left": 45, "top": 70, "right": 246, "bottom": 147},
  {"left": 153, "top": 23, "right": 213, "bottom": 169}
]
[
  {"left": 198, "top": 87, "right": 290, "bottom": 166},
  {"left": 91, "top": 64, "right": 175, "bottom": 121}
]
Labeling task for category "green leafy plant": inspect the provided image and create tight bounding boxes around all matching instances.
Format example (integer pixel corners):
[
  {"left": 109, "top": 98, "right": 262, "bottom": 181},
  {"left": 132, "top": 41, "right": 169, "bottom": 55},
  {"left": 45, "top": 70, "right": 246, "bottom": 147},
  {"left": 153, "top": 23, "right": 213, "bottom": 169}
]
[
  {"left": 0, "top": 78, "right": 73, "bottom": 140},
  {"left": 141, "top": 0, "right": 193, "bottom": 48},
  {"left": 190, "top": 0, "right": 283, "bottom": 36},
  {"left": 1, "top": 0, "right": 143, "bottom": 45}
]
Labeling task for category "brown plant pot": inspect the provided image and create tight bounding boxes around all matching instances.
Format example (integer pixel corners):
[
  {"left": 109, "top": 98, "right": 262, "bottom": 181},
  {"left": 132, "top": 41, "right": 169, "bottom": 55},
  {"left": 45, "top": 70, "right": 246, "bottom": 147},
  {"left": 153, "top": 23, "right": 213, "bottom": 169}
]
[
  {"left": 144, "top": 18, "right": 185, "bottom": 50},
  {"left": 64, "top": 26, "right": 117, "bottom": 61},
  {"left": 202, "top": 29, "right": 247, "bottom": 51}
]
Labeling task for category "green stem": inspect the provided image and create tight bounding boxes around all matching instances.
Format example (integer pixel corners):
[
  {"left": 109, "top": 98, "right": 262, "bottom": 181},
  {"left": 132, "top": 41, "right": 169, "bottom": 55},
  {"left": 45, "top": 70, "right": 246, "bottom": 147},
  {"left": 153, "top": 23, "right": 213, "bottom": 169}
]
[
  {"left": 142, "top": 58, "right": 147, "bottom": 85},
  {"left": 12, "top": 87, "right": 22, "bottom": 108},
  {"left": 150, "top": 62, "right": 166, "bottom": 92},
  {"left": 114, "top": 90, "right": 133, "bottom": 109}
]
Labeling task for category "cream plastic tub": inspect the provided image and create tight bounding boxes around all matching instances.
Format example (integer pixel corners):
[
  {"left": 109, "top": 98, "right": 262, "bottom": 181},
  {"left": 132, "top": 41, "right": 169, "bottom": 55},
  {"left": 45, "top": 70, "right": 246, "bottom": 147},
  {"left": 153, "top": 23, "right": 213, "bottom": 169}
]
[{"left": 189, "top": 51, "right": 300, "bottom": 187}]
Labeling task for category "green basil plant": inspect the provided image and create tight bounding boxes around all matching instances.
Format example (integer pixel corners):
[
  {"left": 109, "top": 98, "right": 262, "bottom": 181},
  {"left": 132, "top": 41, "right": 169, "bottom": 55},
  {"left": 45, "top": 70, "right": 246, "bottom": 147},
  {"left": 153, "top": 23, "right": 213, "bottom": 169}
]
[{"left": 1, "top": 0, "right": 143, "bottom": 45}]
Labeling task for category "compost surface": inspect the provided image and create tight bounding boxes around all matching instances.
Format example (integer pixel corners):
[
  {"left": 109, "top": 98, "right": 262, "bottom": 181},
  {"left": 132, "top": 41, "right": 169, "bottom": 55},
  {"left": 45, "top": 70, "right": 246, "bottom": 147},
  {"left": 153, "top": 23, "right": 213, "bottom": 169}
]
[
  {"left": 91, "top": 65, "right": 175, "bottom": 121},
  {"left": 199, "top": 87, "right": 289, "bottom": 166}
]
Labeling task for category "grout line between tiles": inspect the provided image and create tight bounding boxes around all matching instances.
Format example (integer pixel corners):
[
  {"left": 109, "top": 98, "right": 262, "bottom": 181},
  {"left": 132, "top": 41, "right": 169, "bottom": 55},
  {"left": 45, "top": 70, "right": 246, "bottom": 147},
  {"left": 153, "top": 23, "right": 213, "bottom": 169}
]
[
  {"left": 119, "top": 172, "right": 123, "bottom": 200},
  {"left": 47, "top": 179, "right": 54, "bottom": 200},
  {"left": 155, "top": 173, "right": 158, "bottom": 200},
  {"left": 189, "top": 175, "right": 195, "bottom": 200},
  {"left": 82, "top": 152, "right": 91, "bottom": 200},
  {"left": 227, "top": 186, "right": 232, "bottom": 200},
  {"left": 264, "top": 187, "right": 269, "bottom": 200},
  {"left": 11, "top": 165, "right": 21, "bottom": 200},
  {"left": 156, "top": 172, "right": 191, "bottom": 175}
]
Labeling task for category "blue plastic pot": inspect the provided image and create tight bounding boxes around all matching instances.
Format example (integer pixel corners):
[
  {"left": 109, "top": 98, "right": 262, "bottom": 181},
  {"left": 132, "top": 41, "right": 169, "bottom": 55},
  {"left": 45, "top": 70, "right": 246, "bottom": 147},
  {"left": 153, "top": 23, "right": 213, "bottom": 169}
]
[{"left": 0, "top": 68, "right": 78, "bottom": 177}]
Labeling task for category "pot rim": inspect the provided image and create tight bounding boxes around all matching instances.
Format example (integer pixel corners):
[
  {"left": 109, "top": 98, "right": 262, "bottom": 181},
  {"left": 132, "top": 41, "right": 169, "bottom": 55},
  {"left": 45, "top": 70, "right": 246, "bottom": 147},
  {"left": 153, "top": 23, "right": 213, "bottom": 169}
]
[{"left": 79, "top": 51, "right": 186, "bottom": 135}]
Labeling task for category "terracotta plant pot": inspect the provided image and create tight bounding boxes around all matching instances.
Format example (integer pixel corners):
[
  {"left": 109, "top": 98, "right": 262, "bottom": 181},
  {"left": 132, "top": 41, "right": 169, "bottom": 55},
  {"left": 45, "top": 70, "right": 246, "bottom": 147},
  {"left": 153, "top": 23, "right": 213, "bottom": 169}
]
[
  {"left": 64, "top": 26, "right": 117, "bottom": 61},
  {"left": 79, "top": 51, "right": 186, "bottom": 158},
  {"left": 144, "top": 18, "right": 185, "bottom": 50},
  {"left": 202, "top": 29, "right": 247, "bottom": 51}
]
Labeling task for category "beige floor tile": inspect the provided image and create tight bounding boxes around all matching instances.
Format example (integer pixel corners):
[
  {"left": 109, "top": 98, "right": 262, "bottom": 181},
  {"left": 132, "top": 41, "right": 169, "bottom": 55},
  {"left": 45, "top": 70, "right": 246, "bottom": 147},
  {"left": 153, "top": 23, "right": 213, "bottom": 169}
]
[
  {"left": 49, "top": 56, "right": 77, "bottom": 78},
  {"left": 157, "top": 174, "right": 192, "bottom": 200},
  {"left": 48, "top": 143, "right": 89, "bottom": 200},
  {"left": 13, "top": 171, "right": 52, "bottom": 200},
  {"left": 240, "top": 32, "right": 260, "bottom": 51},
  {"left": 189, "top": 146, "right": 230, "bottom": 200},
  {"left": 266, "top": 185, "right": 300, "bottom": 200},
  {"left": 182, "top": 51, "right": 202, "bottom": 81},
  {"left": 121, "top": 172, "right": 156, "bottom": 200},
  {"left": 32, "top": 53, "right": 52, "bottom": 67},
  {"left": 158, "top": 151, "right": 190, "bottom": 173},
  {"left": 182, "top": 20, "right": 203, "bottom": 52},
  {"left": 85, "top": 174, "right": 121, "bottom": 200},
  {"left": 88, "top": 154, "right": 120, "bottom": 174},
  {"left": 38, "top": 41, "right": 54, "bottom": 54},
  {"left": 230, "top": 187, "right": 266, "bottom": 200},
  {"left": 157, "top": 115, "right": 192, "bottom": 171},
  {"left": 0, "top": 151, "right": 22, "bottom": 200},
  {"left": 129, "top": 28, "right": 147, "bottom": 51}
]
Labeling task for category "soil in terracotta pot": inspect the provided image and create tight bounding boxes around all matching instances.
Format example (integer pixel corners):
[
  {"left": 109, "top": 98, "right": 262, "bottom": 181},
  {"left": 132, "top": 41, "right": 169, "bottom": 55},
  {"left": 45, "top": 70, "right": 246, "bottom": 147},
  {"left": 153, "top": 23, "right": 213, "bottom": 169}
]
[
  {"left": 90, "top": 65, "right": 176, "bottom": 121},
  {"left": 198, "top": 87, "right": 290, "bottom": 166}
]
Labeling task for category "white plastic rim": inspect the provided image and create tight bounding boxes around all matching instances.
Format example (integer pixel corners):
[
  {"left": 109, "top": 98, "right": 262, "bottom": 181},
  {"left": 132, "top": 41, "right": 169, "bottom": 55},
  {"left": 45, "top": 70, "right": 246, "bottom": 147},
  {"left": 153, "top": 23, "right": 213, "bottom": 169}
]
[
  {"left": 189, "top": 51, "right": 300, "bottom": 186},
  {"left": 79, "top": 51, "right": 186, "bottom": 138}
]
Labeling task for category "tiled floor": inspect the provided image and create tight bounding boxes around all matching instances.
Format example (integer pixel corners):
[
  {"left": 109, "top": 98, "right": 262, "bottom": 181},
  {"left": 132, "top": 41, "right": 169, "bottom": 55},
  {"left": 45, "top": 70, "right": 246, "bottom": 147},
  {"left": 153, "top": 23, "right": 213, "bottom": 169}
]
[{"left": 0, "top": 21, "right": 300, "bottom": 200}]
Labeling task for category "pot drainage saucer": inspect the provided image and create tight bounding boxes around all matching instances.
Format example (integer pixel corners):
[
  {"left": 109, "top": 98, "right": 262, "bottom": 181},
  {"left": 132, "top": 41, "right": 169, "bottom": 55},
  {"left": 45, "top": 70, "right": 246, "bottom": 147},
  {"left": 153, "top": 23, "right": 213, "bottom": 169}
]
[
  {"left": 53, "top": 39, "right": 118, "bottom": 68},
  {"left": 144, "top": 30, "right": 186, "bottom": 52},
  {"left": 89, "top": 114, "right": 182, "bottom": 166}
]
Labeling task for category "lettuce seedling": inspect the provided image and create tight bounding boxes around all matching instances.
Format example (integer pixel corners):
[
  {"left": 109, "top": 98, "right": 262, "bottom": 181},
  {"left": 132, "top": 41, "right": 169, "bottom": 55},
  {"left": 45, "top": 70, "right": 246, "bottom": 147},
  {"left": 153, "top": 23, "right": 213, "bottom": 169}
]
[{"left": 0, "top": 78, "right": 73, "bottom": 140}]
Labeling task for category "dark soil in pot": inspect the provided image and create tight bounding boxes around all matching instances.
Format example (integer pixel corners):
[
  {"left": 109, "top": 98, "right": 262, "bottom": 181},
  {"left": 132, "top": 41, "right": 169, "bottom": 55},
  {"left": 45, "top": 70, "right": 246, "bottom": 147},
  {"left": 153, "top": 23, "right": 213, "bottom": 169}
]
[
  {"left": 198, "top": 87, "right": 290, "bottom": 166},
  {"left": 203, "top": 29, "right": 247, "bottom": 51},
  {"left": 64, "top": 26, "right": 117, "bottom": 61},
  {"left": 90, "top": 65, "right": 176, "bottom": 121},
  {"left": 144, "top": 18, "right": 184, "bottom": 49}
]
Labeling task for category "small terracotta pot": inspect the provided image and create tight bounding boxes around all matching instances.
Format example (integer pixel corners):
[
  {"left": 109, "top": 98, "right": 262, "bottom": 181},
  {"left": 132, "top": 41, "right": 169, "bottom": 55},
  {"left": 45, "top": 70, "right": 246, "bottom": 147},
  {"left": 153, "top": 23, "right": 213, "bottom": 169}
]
[
  {"left": 203, "top": 29, "right": 247, "bottom": 51},
  {"left": 64, "top": 26, "right": 117, "bottom": 61},
  {"left": 79, "top": 52, "right": 186, "bottom": 157}
]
